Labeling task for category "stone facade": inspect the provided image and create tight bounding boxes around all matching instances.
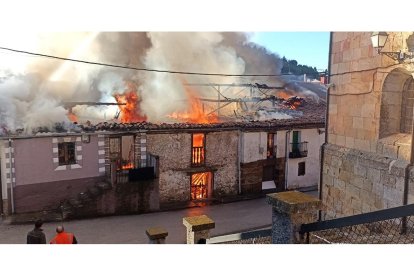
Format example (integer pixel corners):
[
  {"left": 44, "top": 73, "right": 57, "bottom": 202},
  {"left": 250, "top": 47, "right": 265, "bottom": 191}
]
[
  {"left": 322, "top": 144, "right": 410, "bottom": 218},
  {"left": 324, "top": 32, "right": 414, "bottom": 218},
  {"left": 146, "top": 130, "right": 239, "bottom": 206},
  {"left": 266, "top": 191, "right": 322, "bottom": 243}
]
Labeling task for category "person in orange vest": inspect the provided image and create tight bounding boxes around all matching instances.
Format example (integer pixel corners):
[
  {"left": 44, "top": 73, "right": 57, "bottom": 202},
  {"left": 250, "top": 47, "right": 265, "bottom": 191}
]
[{"left": 50, "top": 225, "right": 78, "bottom": 244}]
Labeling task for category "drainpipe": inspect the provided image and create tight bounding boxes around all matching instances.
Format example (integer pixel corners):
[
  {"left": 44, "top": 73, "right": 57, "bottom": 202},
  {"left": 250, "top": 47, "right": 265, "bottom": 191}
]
[
  {"left": 318, "top": 31, "right": 333, "bottom": 221},
  {"left": 284, "top": 130, "right": 292, "bottom": 190},
  {"left": 238, "top": 130, "right": 242, "bottom": 194},
  {"left": 8, "top": 139, "right": 14, "bottom": 214}
]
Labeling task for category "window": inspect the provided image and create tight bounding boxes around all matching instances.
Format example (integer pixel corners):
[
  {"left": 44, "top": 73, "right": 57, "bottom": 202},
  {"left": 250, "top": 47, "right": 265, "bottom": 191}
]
[
  {"left": 58, "top": 142, "right": 76, "bottom": 165},
  {"left": 267, "top": 133, "right": 276, "bottom": 158},
  {"left": 298, "top": 162, "right": 306, "bottom": 176},
  {"left": 192, "top": 133, "right": 205, "bottom": 166}
]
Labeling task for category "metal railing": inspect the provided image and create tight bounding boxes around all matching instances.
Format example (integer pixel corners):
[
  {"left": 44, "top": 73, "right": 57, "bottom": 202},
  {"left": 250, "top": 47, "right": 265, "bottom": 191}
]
[
  {"left": 191, "top": 146, "right": 205, "bottom": 166},
  {"left": 289, "top": 142, "right": 308, "bottom": 158},
  {"left": 114, "top": 153, "right": 158, "bottom": 184},
  {"left": 300, "top": 204, "right": 414, "bottom": 244}
]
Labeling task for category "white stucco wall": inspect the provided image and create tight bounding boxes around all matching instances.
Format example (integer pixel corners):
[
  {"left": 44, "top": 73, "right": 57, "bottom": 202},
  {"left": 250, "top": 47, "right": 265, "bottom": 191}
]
[
  {"left": 0, "top": 143, "right": 7, "bottom": 200},
  {"left": 241, "top": 132, "right": 267, "bottom": 163},
  {"left": 287, "top": 128, "right": 324, "bottom": 189},
  {"left": 276, "top": 130, "right": 287, "bottom": 158}
]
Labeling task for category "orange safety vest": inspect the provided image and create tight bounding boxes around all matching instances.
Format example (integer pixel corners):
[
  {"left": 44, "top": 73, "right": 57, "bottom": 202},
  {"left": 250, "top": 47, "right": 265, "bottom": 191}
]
[{"left": 50, "top": 232, "right": 74, "bottom": 244}]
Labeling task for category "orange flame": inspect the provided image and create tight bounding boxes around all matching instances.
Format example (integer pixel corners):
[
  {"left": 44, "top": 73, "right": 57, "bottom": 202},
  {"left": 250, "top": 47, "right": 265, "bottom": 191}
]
[
  {"left": 277, "top": 91, "right": 303, "bottom": 110},
  {"left": 67, "top": 109, "right": 78, "bottom": 122},
  {"left": 114, "top": 82, "right": 147, "bottom": 123},
  {"left": 277, "top": 91, "right": 293, "bottom": 100},
  {"left": 121, "top": 163, "right": 134, "bottom": 170},
  {"left": 167, "top": 86, "right": 219, "bottom": 123}
]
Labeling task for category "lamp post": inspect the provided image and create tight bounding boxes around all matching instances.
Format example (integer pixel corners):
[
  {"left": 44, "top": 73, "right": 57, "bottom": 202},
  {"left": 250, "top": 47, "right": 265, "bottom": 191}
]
[{"left": 371, "top": 32, "right": 414, "bottom": 62}]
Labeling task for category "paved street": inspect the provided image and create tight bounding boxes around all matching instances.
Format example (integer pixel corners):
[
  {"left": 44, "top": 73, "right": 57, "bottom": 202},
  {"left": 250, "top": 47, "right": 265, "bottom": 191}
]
[{"left": 0, "top": 197, "right": 274, "bottom": 244}]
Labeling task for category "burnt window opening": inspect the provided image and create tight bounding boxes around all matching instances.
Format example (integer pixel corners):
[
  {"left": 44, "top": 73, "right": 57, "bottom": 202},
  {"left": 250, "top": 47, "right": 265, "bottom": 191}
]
[
  {"left": 109, "top": 135, "right": 135, "bottom": 170},
  {"left": 267, "top": 133, "right": 276, "bottom": 158},
  {"left": 191, "top": 172, "right": 212, "bottom": 200},
  {"left": 58, "top": 142, "right": 76, "bottom": 165},
  {"left": 192, "top": 133, "right": 205, "bottom": 166},
  {"left": 298, "top": 162, "right": 306, "bottom": 176}
]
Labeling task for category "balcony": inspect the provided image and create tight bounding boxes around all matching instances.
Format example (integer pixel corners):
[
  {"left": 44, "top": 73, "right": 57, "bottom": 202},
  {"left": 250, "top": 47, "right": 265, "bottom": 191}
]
[
  {"left": 289, "top": 142, "right": 308, "bottom": 158},
  {"left": 192, "top": 146, "right": 205, "bottom": 166},
  {"left": 112, "top": 153, "right": 158, "bottom": 184}
]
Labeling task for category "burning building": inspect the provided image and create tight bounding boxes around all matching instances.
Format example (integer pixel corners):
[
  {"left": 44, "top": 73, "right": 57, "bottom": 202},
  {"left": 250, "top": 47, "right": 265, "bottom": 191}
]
[
  {"left": 0, "top": 32, "right": 327, "bottom": 221},
  {"left": 0, "top": 98, "right": 325, "bottom": 221}
]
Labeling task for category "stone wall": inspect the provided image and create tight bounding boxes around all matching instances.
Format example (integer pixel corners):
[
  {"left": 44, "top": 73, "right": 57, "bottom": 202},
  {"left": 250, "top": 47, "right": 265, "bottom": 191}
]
[
  {"left": 240, "top": 158, "right": 285, "bottom": 194},
  {"left": 240, "top": 160, "right": 263, "bottom": 194},
  {"left": 205, "top": 131, "right": 238, "bottom": 196},
  {"left": 322, "top": 143, "right": 409, "bottom": 219},
  {"left": 324, "top": 32, "right": 414, "bottom": 218},
  {"left": 13, "top": 176, "right": 105, "bottom": 213},
  {"left": 147, "top": 131, "right": 239, "bottom": 205},
  {"left": 328, "top": 32, "right": 414, "bottom": 154}
]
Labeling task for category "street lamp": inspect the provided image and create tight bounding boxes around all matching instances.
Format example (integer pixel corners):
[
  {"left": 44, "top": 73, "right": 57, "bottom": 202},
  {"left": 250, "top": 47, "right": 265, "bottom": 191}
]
[{"left": 371, "top": 32, "right": 414, "bottom": 62}]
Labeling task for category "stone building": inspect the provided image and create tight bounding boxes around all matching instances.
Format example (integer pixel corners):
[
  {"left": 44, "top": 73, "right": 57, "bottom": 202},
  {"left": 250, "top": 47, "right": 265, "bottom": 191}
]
[
  {"left": 0, "top": 101, "right": 325, "bottom": 221},
  {"left": 322, "top": 32, "right": 414, "bottom": 219}
]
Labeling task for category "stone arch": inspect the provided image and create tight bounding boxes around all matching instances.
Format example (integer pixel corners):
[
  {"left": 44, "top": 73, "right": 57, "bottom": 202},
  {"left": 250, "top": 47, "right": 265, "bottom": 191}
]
[{"left": 379, "top": 67, "right": 413, "bottom": 138}]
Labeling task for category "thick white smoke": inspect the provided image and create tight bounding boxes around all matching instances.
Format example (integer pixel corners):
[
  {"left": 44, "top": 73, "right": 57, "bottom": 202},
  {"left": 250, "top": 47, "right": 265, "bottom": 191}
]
[
  {"left": 0, "top": 32, "right": 309, "bottom": 133},
  {"left": 139, "top": 32, "right": 247, "bottom": 121}
]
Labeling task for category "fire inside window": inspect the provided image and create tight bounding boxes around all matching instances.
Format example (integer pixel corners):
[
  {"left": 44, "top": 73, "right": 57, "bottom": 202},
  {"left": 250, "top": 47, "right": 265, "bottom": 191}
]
[
  {"left": 192, "top": 133, "right": 205, "bottom": 166},
  {"left": 191, "top": 172, "right": 211, "bottom": 200},
  {"left": 58, "top": 142, "right": 76, "bottom": 165},
  {"left": 109, "top": 136, "right": 135, "bottom": 170},
  {"left": 267, "top": 133, "right": 276, "bottom": 158}
]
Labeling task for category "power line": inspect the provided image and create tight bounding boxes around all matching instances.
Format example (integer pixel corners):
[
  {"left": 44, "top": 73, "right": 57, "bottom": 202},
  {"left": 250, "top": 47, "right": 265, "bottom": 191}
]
[{"left": 0, "top": 46, "right": 284, "bottom": 77}]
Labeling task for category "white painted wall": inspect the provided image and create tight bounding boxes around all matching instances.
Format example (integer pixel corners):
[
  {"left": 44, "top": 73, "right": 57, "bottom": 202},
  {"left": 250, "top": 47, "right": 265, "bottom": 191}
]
[
  {"left": 287, "top": 128, "right": 325, "bottom": 190},
  {"left": 241, "top": 132, "right": 267, "bottom": 163},
  {"left": 276, "top": 130, "right": 287, "bottom": 158},
  {"left": 0, "top": 142, "right": 8, "bottom": 200},
  {"left": 241, "top": 128, "right": 325, "bottom": 190}
]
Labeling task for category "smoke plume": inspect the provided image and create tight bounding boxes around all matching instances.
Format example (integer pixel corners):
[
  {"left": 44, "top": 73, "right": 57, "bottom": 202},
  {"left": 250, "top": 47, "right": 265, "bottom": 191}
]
[{"left": 0, "top": 32, "right": 314, "bottom": 134}]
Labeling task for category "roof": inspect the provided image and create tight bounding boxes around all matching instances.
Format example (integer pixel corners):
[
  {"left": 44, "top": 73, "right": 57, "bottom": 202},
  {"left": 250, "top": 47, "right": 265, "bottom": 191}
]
[{"left": 0, "top": 100, "right": 325, "bottom": 138}]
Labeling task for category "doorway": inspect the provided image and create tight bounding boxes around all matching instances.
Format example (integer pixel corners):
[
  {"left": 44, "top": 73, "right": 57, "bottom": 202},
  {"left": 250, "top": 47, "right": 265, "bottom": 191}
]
[{"left": 190, "top": 172, "right": 213, "bottom": 200}]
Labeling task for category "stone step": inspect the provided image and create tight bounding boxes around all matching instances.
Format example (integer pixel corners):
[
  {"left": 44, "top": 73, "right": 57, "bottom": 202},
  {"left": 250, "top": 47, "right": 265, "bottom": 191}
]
[
  {"left": 88, "top": 186, "right": 102, "bottom": 198},
  {"left": 96, "top": 181, "right": 112, "bottom": 191},
  {"left": 68, "top": 198, "right": 83, "bottom": 208},
  {"left": 78, "top": 192, "right": 92, "bottom": 203}
]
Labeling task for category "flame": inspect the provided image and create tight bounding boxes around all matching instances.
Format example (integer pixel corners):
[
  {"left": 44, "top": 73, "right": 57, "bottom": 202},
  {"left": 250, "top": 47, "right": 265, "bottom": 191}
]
[
  {"left": 114, "top": 82, "right": 147, "bottom": 123},
  {"left": 192, "top": 133, "right": 205, "bottom": 165},
  {"left": 121, "top": 163, "right": 134, "bottom": 170},
  {"left": 191, "top": 172, "right": 210, "bottom": 200},
  {"left": 167, "top": 86, "right": 218, "bottom": 123},
  {"left": 192, "top": 133, "right": 204, "bottom": 147},
  {"left": 277, "top": 91, "right": 303, "bottom": 110},
  {"left": 277, "top": 91, "right": 293, "bottom": 100},
  {"left": 67, "top": 109, "right": 78, "bottom": 122}
]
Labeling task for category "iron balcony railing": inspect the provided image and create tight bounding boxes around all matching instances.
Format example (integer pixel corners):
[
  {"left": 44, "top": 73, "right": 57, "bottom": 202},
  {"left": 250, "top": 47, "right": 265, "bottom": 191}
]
[
  {"left": 192, "top": 146, "right": 205, "bottom": 166},
  {"left": 300, "top": 204, "right": 414, "bottom": 244},
  {"left": 289, "top": 142, "right": 308, "bottom": 158},
  {"left": 114, "top": 153, "right": 158, "bottom": 184}
]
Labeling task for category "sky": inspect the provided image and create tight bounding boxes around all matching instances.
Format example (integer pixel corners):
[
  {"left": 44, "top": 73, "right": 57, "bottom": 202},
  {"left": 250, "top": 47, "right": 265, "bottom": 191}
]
[{"left": 250, "top": 32, "right": 330, "bottom": 71}]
